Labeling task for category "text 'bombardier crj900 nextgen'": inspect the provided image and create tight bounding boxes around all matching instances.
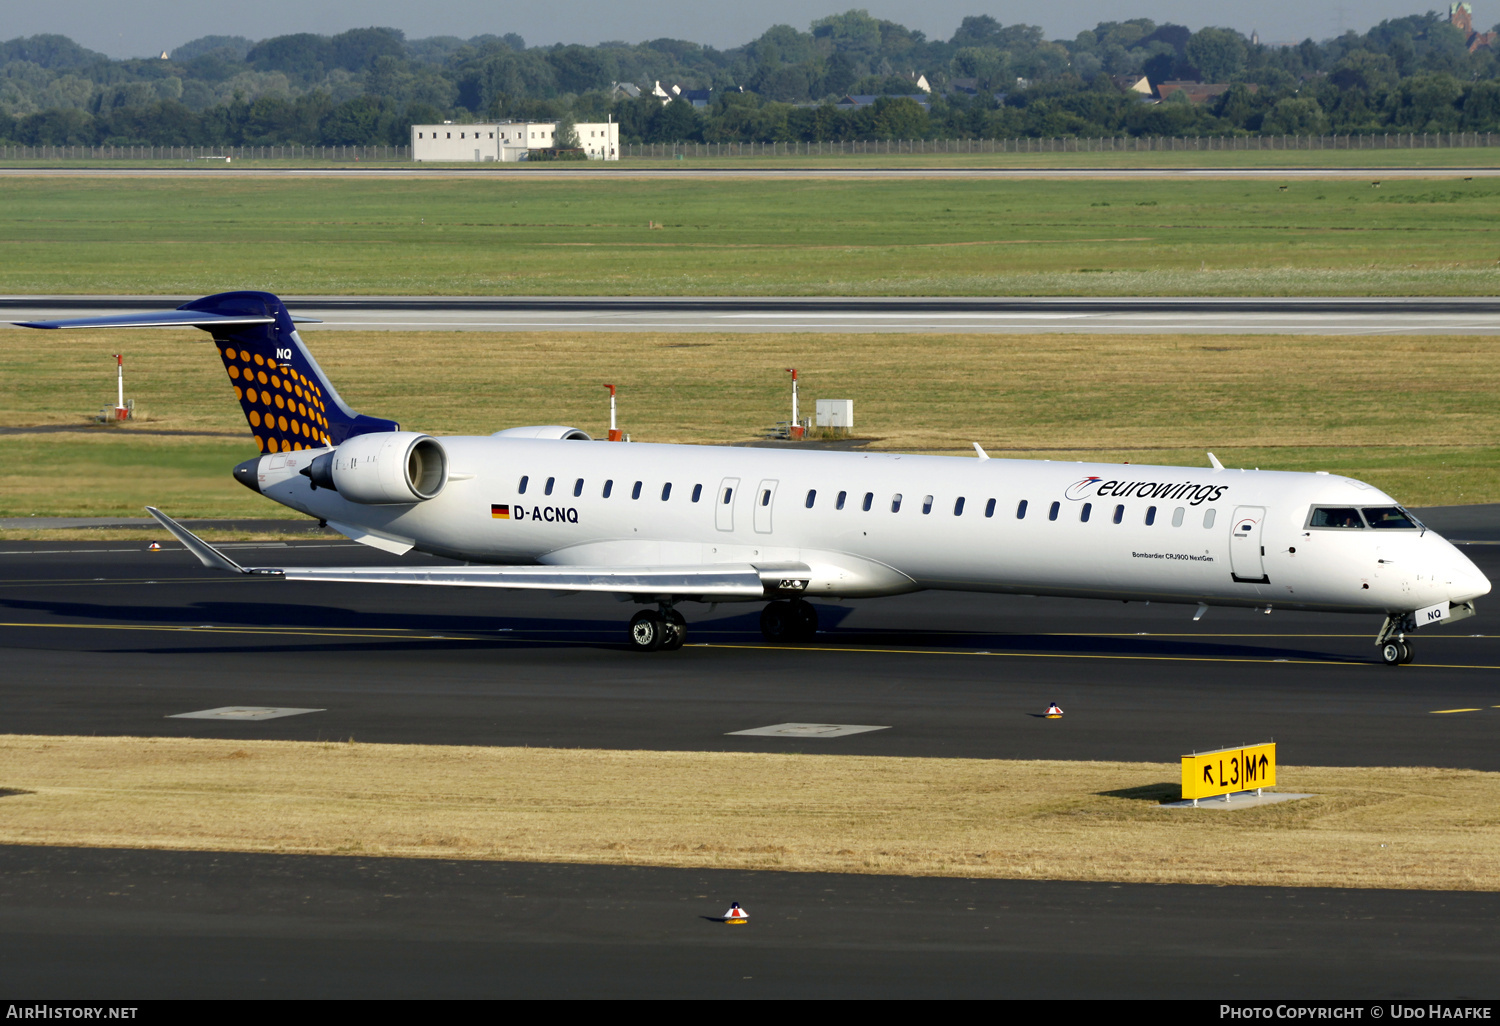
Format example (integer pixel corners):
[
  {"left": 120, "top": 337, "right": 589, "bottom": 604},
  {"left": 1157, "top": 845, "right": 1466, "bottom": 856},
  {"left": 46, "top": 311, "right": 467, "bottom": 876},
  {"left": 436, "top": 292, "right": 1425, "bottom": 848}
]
[{"left": 17, "top": 291, "right": 1491, "bottom": 664}]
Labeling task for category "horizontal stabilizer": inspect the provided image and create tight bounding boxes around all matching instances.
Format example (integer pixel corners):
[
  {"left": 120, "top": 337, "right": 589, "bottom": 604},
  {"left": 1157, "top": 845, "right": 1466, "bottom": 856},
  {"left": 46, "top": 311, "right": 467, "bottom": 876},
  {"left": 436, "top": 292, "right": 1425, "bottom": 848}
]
[{"left": 15, "top": 310, "right": 320, "bottom": 329}]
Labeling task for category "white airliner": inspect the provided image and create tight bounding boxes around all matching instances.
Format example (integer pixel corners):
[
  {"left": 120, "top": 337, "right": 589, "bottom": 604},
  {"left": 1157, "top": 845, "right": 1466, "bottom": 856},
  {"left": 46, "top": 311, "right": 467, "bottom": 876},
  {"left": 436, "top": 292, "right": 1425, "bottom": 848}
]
[{"left": 19, "top": 291, "right": 1490, "bottom": 665}]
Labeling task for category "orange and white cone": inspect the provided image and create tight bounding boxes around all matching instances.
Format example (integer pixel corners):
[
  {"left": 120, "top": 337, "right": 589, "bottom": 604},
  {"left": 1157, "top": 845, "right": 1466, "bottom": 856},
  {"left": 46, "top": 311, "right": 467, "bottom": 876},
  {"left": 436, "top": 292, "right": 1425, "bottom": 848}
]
[
  {"left": 148, "top": 542, "right": 161, "bottom": 551},
  {"left": 723, "top": 902, "right": 748, "bottom": 924},
  {"left": 1044, "top": 702, "right": 1064, "bottom": 719}
]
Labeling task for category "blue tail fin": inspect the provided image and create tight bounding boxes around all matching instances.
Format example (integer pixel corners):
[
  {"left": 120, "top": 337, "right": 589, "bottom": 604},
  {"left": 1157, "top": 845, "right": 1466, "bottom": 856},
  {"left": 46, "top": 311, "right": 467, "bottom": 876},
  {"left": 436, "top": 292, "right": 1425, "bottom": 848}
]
[{"left": 179, "top": 291, "right": 399, "bottom": 454}]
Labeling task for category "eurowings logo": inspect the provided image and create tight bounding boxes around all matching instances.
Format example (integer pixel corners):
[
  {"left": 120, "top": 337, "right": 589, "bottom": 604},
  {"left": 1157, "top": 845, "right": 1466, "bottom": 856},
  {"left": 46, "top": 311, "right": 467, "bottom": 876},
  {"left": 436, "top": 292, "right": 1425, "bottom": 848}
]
[{"left": 1065, "top": 477, "right": 1103, "bottom": 500}]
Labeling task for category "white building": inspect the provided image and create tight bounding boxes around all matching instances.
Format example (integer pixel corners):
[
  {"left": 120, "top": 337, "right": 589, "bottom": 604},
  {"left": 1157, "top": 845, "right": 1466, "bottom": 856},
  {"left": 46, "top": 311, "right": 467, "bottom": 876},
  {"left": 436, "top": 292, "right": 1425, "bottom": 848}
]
[{"left": 411, "top": 120, "right": 619, "bottom": 161}]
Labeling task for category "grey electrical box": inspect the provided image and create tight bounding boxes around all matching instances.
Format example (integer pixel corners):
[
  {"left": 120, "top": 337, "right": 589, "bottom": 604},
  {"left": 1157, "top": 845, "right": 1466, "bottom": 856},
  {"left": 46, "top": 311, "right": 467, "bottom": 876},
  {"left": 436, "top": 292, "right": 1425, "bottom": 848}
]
[{"left": 815, "top": 399, "right": 853, "bottom": 429}]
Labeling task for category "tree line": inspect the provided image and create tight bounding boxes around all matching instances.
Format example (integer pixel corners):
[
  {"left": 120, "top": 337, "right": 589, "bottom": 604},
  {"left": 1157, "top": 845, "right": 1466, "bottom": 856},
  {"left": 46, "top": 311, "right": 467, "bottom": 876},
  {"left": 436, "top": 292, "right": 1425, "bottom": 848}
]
[{"left": 2, "top": 9, "right": 1499, "bottom": 148}]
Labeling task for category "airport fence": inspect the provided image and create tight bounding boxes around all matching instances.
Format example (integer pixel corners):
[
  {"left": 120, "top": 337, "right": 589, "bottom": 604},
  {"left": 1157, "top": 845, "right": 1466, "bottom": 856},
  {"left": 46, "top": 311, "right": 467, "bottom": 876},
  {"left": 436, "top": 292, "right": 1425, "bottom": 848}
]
[
  {"left": 3, "top": 133, "right": 1499, "bottom": 162},
  {"left": 623, "top": 132, "right": 1500, "bottom": 158}
]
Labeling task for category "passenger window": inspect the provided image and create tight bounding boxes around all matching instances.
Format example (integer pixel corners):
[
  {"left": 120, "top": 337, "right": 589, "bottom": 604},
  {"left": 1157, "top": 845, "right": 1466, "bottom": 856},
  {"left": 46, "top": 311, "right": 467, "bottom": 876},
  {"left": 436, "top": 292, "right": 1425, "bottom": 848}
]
[
  {"left": 1172, "top": 506, "right": 1184, "bottom": 527},
  {"left": 631, "top": 481, "right": 642, "bottom": 500},
  {"left": 1145, "top": 506, "right": 1156, "bottom": 526},
  {"left": 1309, "top": 507, "right": 1365, "bottom": 529},
  {"left": 1081, "top": 502, "right": 1092, "bottom": 523},
  {"left": 922, "top": 495, "right": 934, "bottom": 515},
  {"left": 806, "top": 489, "right": 816, "bottom": 509},
  {"left": 603, "top": 479, "right": 613, "bottom": 498},
  {"left": 545, "top": 477, "right": 555, "bottom": 496},
  {"left": 574, "top": 478, "right": 584, "bottom": 497},
  {"left": 1049, "top": 501, "right": 1060, "bottom": 521},
  {"left": 836, "top": 491, "right": 847, "bottom": 510},
  {"left": 761, "top": 489, "right": 771, "bottom": 506},
  {"left": 891, "top": 494, "right": 903, "bottom": 513},
  {"left": 862, "top": 492, "right": 873, "bottom": 511},
  {"left": 1203, "top": 508, "right": 1217, "bottom": 529},
  {"left": 692, "top": 484, "right": 702, "bottom": 503},
  {"left": 722, "top": 487, "right": 733, "bottom": 504},
  {"left": 954, "top": 497, "right": 965, "bottom": 516},
  {"left": 661, "top": 483, "right": 672, "bottom": 501},
  {"left": 518, "top": 475, "right": 529, "bottom": 494},
  {"left": 1113, "top": 504, "right": 1124, "bottom": 524}
]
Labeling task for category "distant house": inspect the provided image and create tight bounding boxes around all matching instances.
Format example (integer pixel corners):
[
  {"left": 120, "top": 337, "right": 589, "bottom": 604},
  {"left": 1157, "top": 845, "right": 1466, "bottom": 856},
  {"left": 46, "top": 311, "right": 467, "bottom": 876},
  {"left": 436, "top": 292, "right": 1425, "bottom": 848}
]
[
  {"left": 678, "top": 88, "right": 713, "bottom": 108},
  {"left": 1111, "top": 74, "right": 1152, "bottom": 96},
  {"left": 1450, "top": 2, "right": 1498, "bottom": 51},
  {"left": 609, "top": 81, "right": 641, "bottom": 100},
  {"left": 835, "top": 94, "right": 932, "bottom": 111},
  {"left": 412, "top": 120, "right": 619, "bottom": 161},
  {"left": 1155, "top": 81, "right": 1257, "bottom": 103}
]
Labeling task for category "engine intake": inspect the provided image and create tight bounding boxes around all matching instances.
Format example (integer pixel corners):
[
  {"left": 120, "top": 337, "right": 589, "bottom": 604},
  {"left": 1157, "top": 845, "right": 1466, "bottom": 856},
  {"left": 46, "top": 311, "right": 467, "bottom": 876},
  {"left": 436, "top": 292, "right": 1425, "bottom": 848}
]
[{"left": 302, "top": 431, "right": 447, "bottom": 504}]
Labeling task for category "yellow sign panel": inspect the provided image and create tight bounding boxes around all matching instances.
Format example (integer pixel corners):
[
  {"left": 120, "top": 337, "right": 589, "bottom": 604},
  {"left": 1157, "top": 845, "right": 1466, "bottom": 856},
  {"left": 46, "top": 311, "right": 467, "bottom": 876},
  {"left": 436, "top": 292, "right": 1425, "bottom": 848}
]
[{"left": 1181, "top": 743, "right": 1277, "bottom": 800}]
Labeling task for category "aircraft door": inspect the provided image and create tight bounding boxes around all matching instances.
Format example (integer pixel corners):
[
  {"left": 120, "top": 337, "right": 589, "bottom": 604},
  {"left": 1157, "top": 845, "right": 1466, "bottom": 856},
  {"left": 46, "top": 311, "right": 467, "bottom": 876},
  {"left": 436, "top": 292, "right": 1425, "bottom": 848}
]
[
  {"left": 753, "top": 479, "right": 779, "bottom": 534},
  {"left": 716, "top": 477, "right": 739, "bottom": 532},
  {"left": 1230, "top": 505, "right": 1270, "bottom": 583}
]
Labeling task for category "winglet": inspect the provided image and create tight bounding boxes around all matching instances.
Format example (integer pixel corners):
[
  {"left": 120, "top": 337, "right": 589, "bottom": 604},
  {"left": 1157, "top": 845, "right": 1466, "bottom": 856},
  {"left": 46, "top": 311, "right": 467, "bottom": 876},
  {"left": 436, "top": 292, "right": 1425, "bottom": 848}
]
[
  {"left": 1207, "top": 452, "right": 1224, "bottom": 470},
  {"left": 145, "top": 506, "right": 250, "bottom": 574},
  {"left": 973, "top": 442, "right": 990, "bottom": 461}
]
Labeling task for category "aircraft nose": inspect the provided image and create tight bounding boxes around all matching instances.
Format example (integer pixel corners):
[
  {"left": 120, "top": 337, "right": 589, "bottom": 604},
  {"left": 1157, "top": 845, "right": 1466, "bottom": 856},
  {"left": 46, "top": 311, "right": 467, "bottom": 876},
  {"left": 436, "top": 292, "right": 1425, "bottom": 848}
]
[{"left": 1446, "top": 549, "right": 1491, "bottom": 603}]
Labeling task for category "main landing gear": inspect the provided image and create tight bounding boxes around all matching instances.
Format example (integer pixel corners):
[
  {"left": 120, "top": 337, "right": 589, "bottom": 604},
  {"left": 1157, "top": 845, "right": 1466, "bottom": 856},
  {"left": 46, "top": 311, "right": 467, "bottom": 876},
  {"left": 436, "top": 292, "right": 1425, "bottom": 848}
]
[
  {"left": 628, "top": 606, "right": 686, "bottom": 652},
  {"left": 759, "top": 599, "right": 819, "bottom": 642}
]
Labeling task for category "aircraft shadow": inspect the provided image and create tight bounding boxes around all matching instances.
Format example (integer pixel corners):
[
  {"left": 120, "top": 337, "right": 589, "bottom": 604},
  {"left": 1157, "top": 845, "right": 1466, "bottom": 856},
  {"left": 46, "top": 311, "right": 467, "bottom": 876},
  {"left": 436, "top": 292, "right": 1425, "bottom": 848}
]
[{"left": 0, "top": 595, "right": 1365, "bottom": 663}]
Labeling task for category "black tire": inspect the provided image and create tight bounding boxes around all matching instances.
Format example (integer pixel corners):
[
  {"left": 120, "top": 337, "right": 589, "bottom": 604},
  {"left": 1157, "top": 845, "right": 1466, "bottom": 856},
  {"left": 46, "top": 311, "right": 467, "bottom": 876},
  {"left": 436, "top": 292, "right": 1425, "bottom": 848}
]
[
  {"left": 660, "top": 609, "right": 687, "bottom": 651},
  {"left": 1398, "top": 641, "right": 1415, "bottom": 665},
  {"left": 629, "top": 610, "right": 665, "bottom": 652},
  {"left": 790, "top": 599, "right": 819, "bottom": 639},
  {"left": 1380, "top": 641, "right": 1403, "bottom": 666},
  {"left": 760, "top": 601, "right": 796, "bottom": 642}
]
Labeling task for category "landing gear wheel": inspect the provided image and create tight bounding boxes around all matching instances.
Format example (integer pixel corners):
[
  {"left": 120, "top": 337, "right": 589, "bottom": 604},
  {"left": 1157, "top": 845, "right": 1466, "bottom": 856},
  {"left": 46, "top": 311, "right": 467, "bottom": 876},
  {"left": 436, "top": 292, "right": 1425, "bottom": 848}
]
[
  {"left": 790, "top": 599, "right": 819, "bottom": 640},
  {"left": 760, "top": 601, "right": 796, "bottom": 642},
  {"left": 1398, "top": 641, "right": 1415, "bottom": 665},
  {"left": 1380, "top": 641, "right": 1404, "bottom": 666},
  {"left": 629, "top": 610, "right": 665, "bottom": 652},
  {"left": 659, "top": 609, "right": 687, "bottom": 651}
]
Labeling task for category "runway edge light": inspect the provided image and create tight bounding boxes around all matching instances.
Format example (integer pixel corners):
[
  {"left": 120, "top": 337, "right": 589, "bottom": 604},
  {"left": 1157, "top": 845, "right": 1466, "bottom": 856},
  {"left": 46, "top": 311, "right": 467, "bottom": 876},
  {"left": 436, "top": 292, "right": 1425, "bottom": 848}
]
[
  {"left": 1181, "top": 742, "right": 1276, "bottom": 805},
  {"left": 723, "top": 902, "right": 748, "bottom": 924},
  {"left": 1044, "top": 702, "right": 1063, "bottom": 719}
]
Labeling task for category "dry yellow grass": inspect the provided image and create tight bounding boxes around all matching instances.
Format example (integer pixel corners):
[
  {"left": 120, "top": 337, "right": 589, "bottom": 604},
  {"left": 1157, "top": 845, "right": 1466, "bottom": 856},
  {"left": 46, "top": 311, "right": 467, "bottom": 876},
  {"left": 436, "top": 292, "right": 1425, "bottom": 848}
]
[{"left": 2, "top": 735, "right": 1497, "bottom": 891}]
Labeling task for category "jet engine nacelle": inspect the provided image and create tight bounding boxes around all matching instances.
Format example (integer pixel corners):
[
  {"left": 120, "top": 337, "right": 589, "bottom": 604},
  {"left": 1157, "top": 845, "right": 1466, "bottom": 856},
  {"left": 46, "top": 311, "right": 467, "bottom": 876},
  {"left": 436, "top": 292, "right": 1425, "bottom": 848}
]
[{"left": 304, "top": 431, "right": 448, "bottom": 504}]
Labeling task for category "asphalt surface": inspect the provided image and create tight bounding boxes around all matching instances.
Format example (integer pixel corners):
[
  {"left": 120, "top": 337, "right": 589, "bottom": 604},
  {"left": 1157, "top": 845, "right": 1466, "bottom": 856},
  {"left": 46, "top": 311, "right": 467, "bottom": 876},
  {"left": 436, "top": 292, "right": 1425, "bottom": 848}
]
[
  {"left": 3, "top": 845, "right": 1497, "bottom": 999},
  {"left": 8, "top": 295, "right": 1500, "bottom": 334},
  {"left": 1, "top": 503, "right": 1497, "bottom": 997}
]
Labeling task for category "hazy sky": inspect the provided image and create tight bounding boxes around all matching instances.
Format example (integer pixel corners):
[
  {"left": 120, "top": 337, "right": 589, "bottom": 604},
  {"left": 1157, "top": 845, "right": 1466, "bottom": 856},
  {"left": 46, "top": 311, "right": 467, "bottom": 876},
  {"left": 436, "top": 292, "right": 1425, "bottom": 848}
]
[{"left": 0, "top": 0, "right": 1468, "bottom": 59}]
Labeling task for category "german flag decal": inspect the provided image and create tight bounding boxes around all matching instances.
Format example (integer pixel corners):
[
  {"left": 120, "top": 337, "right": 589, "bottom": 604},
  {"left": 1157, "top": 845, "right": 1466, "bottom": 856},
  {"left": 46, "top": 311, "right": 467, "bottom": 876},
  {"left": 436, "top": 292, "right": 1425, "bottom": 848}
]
[{"left": 491, "top": 504, "right": 510, "bottom": 519}]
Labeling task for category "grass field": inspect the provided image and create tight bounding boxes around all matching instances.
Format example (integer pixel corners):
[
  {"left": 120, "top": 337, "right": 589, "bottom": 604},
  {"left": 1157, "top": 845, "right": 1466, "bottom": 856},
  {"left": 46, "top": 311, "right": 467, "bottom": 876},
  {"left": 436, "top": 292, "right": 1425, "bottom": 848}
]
[
  {"left": 3, "top": 735, "right": 1497, "bottom": 890},
  {"left": 2, "top": 327, "right": 1498, "bottom": 519},
  {"left": 3, "top": 175, "right": 1500, "bottom": 296}
]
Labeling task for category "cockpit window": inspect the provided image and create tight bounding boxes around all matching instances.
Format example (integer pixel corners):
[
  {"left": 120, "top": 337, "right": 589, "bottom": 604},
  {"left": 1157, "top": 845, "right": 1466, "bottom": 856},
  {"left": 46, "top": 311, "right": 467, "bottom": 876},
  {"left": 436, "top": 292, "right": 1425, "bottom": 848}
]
[
  {"left": 1308, "top": 507, "right": 1365, "bottom": 529},
  {"left": 1363, "top": 507, "right": 1420, "bottom": 530}
]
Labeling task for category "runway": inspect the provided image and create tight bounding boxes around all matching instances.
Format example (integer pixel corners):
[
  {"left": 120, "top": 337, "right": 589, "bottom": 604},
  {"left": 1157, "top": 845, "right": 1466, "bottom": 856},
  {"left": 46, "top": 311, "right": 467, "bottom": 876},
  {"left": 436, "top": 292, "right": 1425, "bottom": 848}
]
[
  {"left": 8, "top": 295, "right": 1500, "bottom": 334},
  {"left": 2, "top": 505, "right": 1497, "bottom": 996},
  {"left": 2, "top": 165, "right": 1498, "bottom": 181}
]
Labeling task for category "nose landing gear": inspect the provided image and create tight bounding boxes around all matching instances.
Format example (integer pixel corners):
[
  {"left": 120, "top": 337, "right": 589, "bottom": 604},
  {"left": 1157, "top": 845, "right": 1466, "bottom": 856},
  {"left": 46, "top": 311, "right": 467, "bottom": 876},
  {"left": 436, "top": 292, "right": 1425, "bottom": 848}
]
[
  {"left": 628, "top": 605, "right": 687, "bottom": 652},
  {"left": 1376, "top": 612, "right": 1418, "bottom": 666},
  {"left": 1380, "top": 640, "right": 1415, "bottom": 666}
]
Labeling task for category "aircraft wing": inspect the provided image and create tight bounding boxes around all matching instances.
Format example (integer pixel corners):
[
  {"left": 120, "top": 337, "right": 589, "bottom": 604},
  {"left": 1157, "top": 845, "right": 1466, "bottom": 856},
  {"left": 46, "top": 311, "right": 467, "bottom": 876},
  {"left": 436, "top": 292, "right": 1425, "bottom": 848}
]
[{"left": 146, "top": 507, "right": 772, "bottom": 598}]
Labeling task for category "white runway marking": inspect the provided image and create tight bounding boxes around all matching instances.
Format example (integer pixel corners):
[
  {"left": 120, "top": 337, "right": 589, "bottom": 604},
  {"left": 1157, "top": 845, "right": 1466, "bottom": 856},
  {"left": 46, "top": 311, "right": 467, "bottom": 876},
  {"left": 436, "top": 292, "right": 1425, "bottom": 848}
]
[
  {"left": 726, "top": 722, "right": 891, "bottom": 738},
  {"left": 168, "top": 706, "right": 325, "bottom": 721}
]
